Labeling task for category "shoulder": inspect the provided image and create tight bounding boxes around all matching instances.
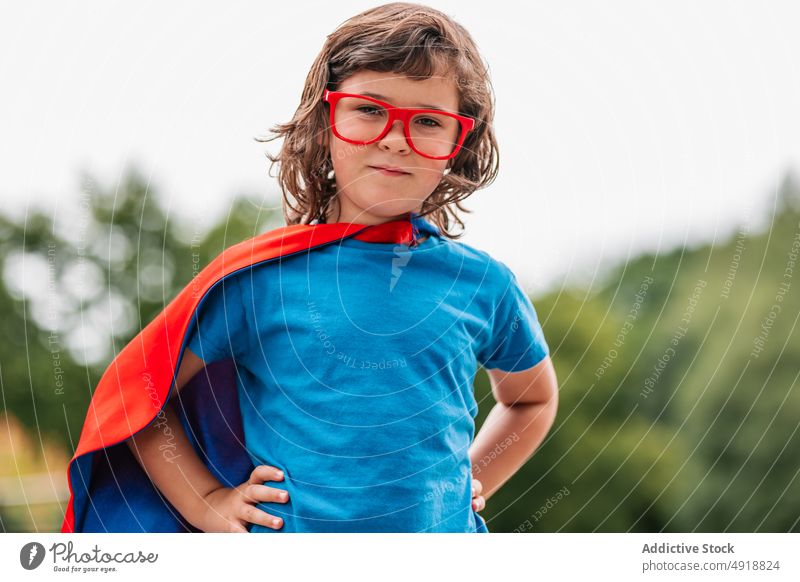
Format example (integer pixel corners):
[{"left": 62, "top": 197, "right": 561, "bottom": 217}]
[
  {"left": 190, "top": 222, "right": 318, "bottom": 290},
  {"left": 438, "top": 237, "right": 517, "bottom": 284}
]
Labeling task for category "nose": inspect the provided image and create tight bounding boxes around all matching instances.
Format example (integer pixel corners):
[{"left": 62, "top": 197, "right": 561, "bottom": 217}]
[{"left": 377, "top": 120, "right": 410, "bottom": 155}]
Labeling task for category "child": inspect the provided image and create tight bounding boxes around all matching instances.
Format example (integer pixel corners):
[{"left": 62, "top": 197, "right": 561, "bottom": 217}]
[{"left": 62, "top": 2, "right": 558, "bottom": 534}]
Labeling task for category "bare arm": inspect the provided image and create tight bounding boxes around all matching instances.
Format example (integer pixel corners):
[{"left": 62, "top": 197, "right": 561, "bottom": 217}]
[
  {"left": 469, "top": 355, "right": 559, "bottom": 501},
  {"left": 125, "top": 348, "right": 287, "bottom": 532}
]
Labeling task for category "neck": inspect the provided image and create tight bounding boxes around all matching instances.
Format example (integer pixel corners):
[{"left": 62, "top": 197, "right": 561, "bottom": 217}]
[{"left": 324, "top": 196, "right": 417, "bottom": 225}]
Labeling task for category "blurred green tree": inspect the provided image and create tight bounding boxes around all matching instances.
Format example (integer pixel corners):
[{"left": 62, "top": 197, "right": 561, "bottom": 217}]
[{"left": 0, "top": 167, "right": 277, "bottom": 533}]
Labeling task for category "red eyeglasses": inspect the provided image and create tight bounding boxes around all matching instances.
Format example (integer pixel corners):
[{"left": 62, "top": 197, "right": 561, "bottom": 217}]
[{"left": 322, "top": 89, "right": 475, "bottom": 160}]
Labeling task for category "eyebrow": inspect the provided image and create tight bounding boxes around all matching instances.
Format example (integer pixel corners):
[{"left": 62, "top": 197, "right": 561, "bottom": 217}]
[{"left": 360, "top": 91, "right": 449, "bottom": 112}]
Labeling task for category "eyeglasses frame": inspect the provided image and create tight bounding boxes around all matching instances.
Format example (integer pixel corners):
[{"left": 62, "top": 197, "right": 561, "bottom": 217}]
[{"left": 322, "top": 89, "right": 476, "bottom": 161}]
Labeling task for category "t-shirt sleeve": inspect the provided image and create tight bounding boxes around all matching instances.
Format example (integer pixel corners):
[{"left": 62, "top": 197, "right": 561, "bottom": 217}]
[
  {"left": 476, "top": 264, "right": 550, "bottom": 372},
  {"left": 184, "top": 274, "right": 249, "bottom": 364}
]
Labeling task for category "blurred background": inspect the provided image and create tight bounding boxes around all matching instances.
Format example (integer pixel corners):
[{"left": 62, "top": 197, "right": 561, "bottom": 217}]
[{"left": 2, "top": 0, "right": 799, "bottom": 532}]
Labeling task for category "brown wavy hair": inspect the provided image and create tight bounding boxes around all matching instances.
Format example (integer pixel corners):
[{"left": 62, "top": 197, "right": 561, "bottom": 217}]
[{"left": 257, "top": 2, "right": 499, "bottom": 239}]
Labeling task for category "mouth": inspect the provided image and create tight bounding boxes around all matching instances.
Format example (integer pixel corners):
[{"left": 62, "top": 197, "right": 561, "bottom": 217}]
[{"left": 369, "top": 165, "right": 411, "bottom": 177}]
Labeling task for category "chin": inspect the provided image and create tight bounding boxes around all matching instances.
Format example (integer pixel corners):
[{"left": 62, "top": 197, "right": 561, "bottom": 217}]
[{"left": 349, "top": 193, "right": 422, "bottom": 220}]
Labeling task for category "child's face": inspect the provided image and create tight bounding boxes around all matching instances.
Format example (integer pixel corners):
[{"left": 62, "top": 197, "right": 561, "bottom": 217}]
[{"left": 326, "top": 69, "right": 461, "bottom": 224}]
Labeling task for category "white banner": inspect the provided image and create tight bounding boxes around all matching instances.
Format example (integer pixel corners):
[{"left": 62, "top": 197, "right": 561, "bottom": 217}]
[{"left": 1, "top": 533, "right": 797, "bottom": 581}]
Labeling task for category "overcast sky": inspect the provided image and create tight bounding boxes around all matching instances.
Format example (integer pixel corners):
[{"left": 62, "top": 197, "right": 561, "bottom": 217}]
[{"left": 3, "top": 0, "right": 799, "bottom": 294}]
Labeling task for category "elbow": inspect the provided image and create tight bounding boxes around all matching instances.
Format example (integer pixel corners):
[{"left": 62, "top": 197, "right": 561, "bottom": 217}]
[
  {"left": 516, "top": 387, "right": 558, "bottom": 428},
  {"left": 508, "top": 387, "right": 558, "bottom": 411}
]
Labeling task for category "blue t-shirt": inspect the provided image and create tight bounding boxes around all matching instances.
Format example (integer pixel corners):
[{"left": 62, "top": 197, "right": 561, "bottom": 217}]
[{"left": 184, "top": 214, "right": 549, "bottom": 532}]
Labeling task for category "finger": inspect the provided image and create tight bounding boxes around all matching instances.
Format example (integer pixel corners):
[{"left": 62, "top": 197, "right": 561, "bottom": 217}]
[
  {"left": 228, "top": 520, "right": 248, "bottom": 534},
  {"left": 472, "top": 495, "right": 485, "bottom": 512},
  {"left": 240, "top": 504, "right": 284, "bottom": 530},
  {"left": 242, "top": 483, "right": 290, "bottom": 504},
  {"left": 248, "top": 465, "right": 285, "bottom": 485},
  {"left": 472, "top": 478, "right": 483, "bottom": 496}
]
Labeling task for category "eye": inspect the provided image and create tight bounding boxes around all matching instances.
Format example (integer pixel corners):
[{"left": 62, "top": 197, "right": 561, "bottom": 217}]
[
  {"left": 356, "top": 105, "right": 385, "bottom": 116},
  {"left": 415, "top": 117, "right": 442, "bottom": 128}
]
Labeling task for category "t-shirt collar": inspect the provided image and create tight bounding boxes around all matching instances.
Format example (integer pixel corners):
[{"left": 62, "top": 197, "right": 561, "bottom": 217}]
[
  {"left": 315, "top": 211, "right": 440, "bottom": 246},
  {"left": 408, "top": 211, "right": 440, "bottom": 243}
]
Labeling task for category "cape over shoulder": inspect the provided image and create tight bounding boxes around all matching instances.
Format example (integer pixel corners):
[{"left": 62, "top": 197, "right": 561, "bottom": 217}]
[{"left": 61, "top": 218, "right": 417, "bottom": 532}]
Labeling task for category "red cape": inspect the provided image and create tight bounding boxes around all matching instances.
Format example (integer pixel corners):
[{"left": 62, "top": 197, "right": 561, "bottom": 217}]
[{"left": 62, "top": 216, "right": 419, "bottom": 532}]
